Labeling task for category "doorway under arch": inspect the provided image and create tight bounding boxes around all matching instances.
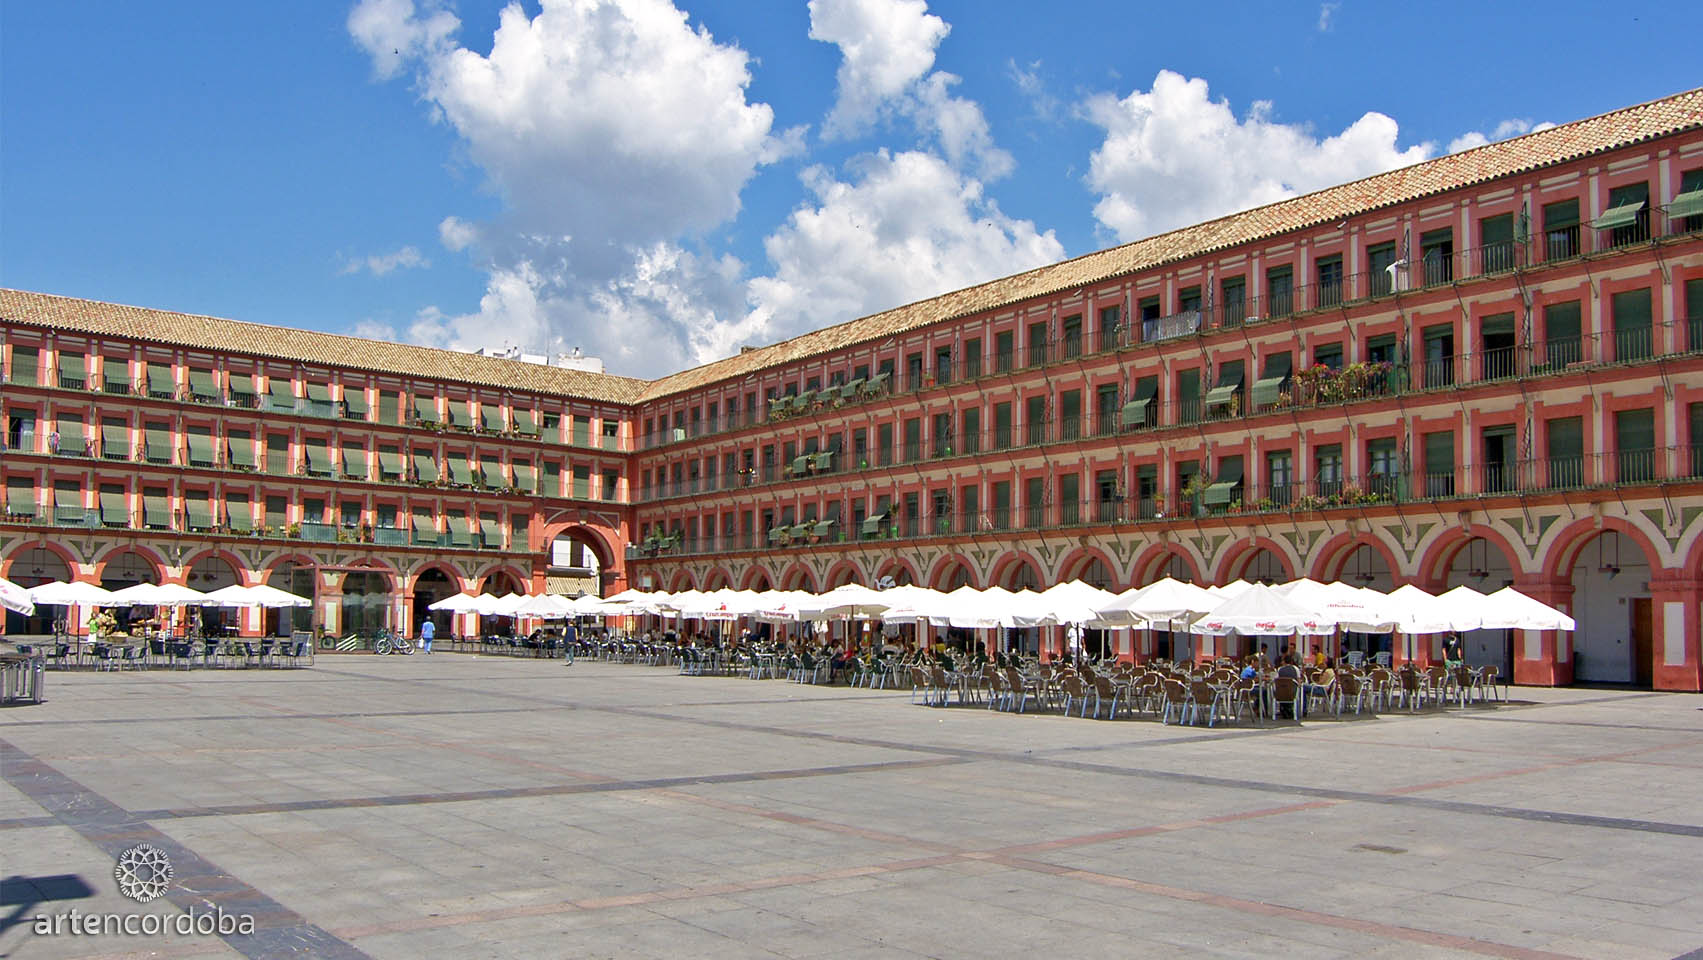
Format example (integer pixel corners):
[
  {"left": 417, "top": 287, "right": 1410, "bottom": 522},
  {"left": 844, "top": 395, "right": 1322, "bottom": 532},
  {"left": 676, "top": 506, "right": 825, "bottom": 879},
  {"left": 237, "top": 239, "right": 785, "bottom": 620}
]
[
  {"left": 4, "top": 546, "right": 70, "bottom": 635},
  {"left": 265, "top": 561, "right": 316, "bottom": 637},
  {"left": 100, "top": 549, "right": 160, "bottom": 632},
  {"left": 413, "top": 568, "right": 458, "bottom": 638},
  {"left": 187, "top": 555, "right": 242, "bottom": 635},
  {"left": 1568, "top": 530, "right": 1653, "bottom": 685}
]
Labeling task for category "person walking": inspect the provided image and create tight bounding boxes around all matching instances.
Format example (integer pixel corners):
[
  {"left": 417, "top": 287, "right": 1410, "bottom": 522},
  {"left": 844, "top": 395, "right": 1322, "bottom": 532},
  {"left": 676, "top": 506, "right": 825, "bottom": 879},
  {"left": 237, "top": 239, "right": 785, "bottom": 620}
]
[{"left": 420, "top": 617, "right": 435, "bottom": 654}]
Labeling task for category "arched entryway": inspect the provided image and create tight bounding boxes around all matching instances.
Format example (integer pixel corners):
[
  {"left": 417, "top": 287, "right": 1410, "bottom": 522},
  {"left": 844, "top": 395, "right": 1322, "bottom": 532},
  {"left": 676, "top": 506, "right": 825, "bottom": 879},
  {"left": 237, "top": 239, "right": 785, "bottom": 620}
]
[
  {"left": 1440, "top": 536, "right": 1518, "bottom": 679},
  {"left": 479, "top": 568, "right": 527, "bottom": 636},
  {"left": 340, "top": 568, "right": 393, "bottom": 636},
  {"left": 186, "top": 555, "right": 243, "bottom": 635},
  {"left": 931, "top": 559, "right": 976, "bottom": 591},
  {"left": 412, "top": 567, "right": 458, "bottom": 638},
  {"left": 1334, "top": 543, "right": 1395, "bottom": 591},
  {"left": 265, "top": 560, "right": 316, "bottom": 637},
  {"left": 1066, "top": 555, "right": 1115, "bottom": 658},
  {"left": 1236, "top": 548, "right": 1290, "bottom": 584},
  {"left": 1567, "top": 530, "right": 1654, "bottom": 685},
  {"left": 780, "top": 566, "right": 818, "bottom": 593},
  {"left": 99, "top": 549, "right": 161, "bottom": 632},
  {"left": 3, "top": 545, "right": 71, "bottom": 635}
]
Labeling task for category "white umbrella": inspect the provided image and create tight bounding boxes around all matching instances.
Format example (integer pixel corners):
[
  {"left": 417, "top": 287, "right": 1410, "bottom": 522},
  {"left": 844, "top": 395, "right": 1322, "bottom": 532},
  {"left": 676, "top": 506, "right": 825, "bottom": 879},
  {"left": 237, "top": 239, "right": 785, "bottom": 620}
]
[
  {"left": 1092, "top": 577, "right": 1217, "bottom": 627},
  {"left": 1437, "top": 585, "right": 1496, "bottom": 631},
  {"left": 1011, "top": 580, "right": 1120, "bottom": 627},
  {"left": 472, "top": 593, "right": 525, "bottom": 616},
  {"left": 1485, "top": 587, "right": 1576, "bottom": 631},
  {"left": 428, "top": 592, "right": 485, "bottom": 613},
  {"left": 752, "top": 591, "right": 816, "bottom": 623},
  {"left": 1384, "top": 584, "right": 1458, "bottom": 634},
  {"left": 204, "top": 583, "right": 312, "bottom": 608},
  {"left": 793, "top": 583, "right": 896, "bottom": 619},
  {"left": 107, "top": 582, "right": 212, "bottom": 606},
  {"left": 511, "top": 594, "right": 573, "bottom": 618},
  {"left": 28, "top": 580, "right": 117, "bottom": 607},
  {"left": 0, "top": 576, "right": 34, "bottom": 616},
  {"left": 1190, "top": 583, "right": 1336, "bottom": 637}
]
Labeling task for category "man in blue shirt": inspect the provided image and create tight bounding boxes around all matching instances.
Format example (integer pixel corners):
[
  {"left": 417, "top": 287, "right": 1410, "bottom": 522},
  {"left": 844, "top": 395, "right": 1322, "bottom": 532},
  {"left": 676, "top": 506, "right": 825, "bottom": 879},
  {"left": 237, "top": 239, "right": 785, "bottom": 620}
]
[{"left": 420, "top": 618, "right": 435, "bottom": 654}]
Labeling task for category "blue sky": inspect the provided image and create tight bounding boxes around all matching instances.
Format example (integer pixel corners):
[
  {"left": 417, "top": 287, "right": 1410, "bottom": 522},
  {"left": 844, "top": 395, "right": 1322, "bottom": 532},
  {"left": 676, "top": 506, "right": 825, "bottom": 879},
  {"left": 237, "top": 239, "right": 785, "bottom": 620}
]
[{"left": 3, "top": 0, "right": 1693, "bottom": 378}]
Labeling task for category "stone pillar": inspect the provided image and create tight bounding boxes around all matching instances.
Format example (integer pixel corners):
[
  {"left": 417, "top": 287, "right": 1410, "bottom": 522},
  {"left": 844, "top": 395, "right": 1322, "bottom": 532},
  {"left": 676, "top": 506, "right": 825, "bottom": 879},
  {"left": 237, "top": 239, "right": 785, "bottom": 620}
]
[
  {"left": 1511, "top": 577, "right": 1574, "bottom": 686},
  {"left": 1650, "top": 576, "right": 1702, "bottom": 692}
]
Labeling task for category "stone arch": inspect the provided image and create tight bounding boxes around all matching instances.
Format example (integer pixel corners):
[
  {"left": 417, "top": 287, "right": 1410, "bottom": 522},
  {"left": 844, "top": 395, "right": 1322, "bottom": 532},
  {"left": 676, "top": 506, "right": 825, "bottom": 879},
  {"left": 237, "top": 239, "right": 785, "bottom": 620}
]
[
  {"left": 927, "top": 554, "right": 979, "bottom": 590},
  {"left": 1131, "top": 543, "right": 1201, "bottom": 584},
  {"left": 701, "top": 567, "right": 734, "bottom": 591},
  {"left": 823, "top": 560, "right": 865, "bottom": 588},
  {"left": 779, "top": 564, "right": 819, "bottom": 593},
  {"left": 180, "top": 548, "right": 250, "bottom": 588},
  {"left": 1549, "top": 524, "right": 1660, "bottom": 685},
  {"left": 2, "top": 540, "right": 80, "bottom": 583},
  {"left": 263, "top": 556, "right": 318, "bottom": 635},
  {"left": 478, "top": 565, "right": 529, "bottom": 596},
  {"left": 1544, "top": 517, "right": 1667, "bottom": 582},
  {"left": 538, "top": 517, "right": 623, "bottom": 591},
  {"left": 339, "top": 564, "right": 396, "bottom": 636},
  {"left": 741, "top": 566, "right": 773, "bottom": 591},
  {"left": 1311, "top": 532, "right": 1402, "bottom": 587},
  {"left": 1419, "top": 525, "right": 1524, "bottom": 588},
  {"left": 408, "top": 559, "right": 467, "bottom": 594},
  {"left": 1217, "top": 537, "right": 1297, "bottom": 584},
  {"left": 667, "top": 569, "right": 697, "bottom": 592},
  {"left": 411, "top": 565, "right": 461, "bottom": 638},
  {"left": 989, "top": 552, "right": 1043, "bottom": 591},
  {"left": 1058, "top": 547, "right": 1118, "bottom": 590},
  {"left": 94, "top": 546, "right": 164, "bottom": 590},
  {"left": 874, "top": 557, "right": 919, "bottom": 587}
]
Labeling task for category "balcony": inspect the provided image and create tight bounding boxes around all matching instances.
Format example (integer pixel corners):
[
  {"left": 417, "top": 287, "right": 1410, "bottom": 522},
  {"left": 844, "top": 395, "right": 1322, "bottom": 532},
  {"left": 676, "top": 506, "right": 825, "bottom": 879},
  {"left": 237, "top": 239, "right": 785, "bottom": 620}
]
[{"left": 299, "top": 522, "right": 336, "bottom": 543}]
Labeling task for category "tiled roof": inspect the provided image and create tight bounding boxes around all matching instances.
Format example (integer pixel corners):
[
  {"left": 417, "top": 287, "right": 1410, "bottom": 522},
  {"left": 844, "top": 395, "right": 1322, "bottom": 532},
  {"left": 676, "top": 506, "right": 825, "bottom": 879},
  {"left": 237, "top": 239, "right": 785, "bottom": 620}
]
[
  {"left": 636, "top": 86, "right": 1703, "bottom": 403},
  {"left": 0, "top": 289, "right": 648, "bottom": 404}
]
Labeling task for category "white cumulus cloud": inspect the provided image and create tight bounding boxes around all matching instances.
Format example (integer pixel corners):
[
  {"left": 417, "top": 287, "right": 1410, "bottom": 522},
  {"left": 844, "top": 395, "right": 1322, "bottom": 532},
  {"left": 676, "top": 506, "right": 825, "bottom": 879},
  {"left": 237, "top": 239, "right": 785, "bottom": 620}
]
[
  {"left": 1084, "top": 70, "right": 1433, "bottom": 241},
  {"left": 1317, "top": 2, "right": 1340, "bottom": 31},
  {"left": 747, "top": 150, "right": 1062, "bottom": 346},
  {"left": 437, "top": 216, "right": 478, "bottom": 252},
  {"left": 339, "top": 245, "right": 428, "bottom": 276},
  {"left": 1448, "top": 118, "right": 1558, "bottom": 154}
]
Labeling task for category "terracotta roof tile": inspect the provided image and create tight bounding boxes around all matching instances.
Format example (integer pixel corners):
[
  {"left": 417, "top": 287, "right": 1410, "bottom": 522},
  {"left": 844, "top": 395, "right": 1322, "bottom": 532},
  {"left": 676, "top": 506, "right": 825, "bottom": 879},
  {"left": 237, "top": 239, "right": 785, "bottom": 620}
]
[
  {"left": 0, "top": 289, "right": 648, "bottom": 405},
  {"left": 636, "top": 86, "right": 1703, "bottom": 402}
]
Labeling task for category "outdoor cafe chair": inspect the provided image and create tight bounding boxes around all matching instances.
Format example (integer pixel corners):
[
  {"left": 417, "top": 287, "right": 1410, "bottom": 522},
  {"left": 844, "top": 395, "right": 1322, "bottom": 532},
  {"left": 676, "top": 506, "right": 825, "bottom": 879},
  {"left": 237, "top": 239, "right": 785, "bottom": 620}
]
[
  {"left": 984, "top": 669, "right": 1010, "bottom": 710},
  {"left": 1159, "top": 678, "right": 1192, "bottom": 725},
  {"left": 44, "top": 642, "right": 72, "bottom": 670},
  {"left": 1002, "top": 668, "right": 1039, "bottom": 713},
  {"left": 908, "top": 666, "right": 935, "bottom": 704},
  {"left": 91, "top": 643, "right": 119, "bottom": 672},
  {"left": 1058, "top": 674, "right": 1097, "bottom": 717},
  {"left": 1397, "top": 668, "right": 1427, "bottom": 711},
  {"left": 1478, "top": 665, "right": 1504, "bottom": 703},
  {"left": 1270, "top": 676, "right": 1304, "bottom": 722},
  {"left": 1336, "top": 672, "right": 1370, "bottom": 715},
  {"left": 118, "top": 643, "right": 145, "bottom": 671},
  {"left": 1091, "top": 674, "right": 1126, "bottom": 719},
  {"left": 1188, "top": 680, "right": 1229, "bottom": 727}
]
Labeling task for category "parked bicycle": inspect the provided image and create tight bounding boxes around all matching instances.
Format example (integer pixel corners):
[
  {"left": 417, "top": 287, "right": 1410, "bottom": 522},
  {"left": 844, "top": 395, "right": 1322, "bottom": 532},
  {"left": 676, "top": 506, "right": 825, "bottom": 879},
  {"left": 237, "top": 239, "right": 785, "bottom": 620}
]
[{"left": 373, "top": 629, "right": 414, "bottom": 656}]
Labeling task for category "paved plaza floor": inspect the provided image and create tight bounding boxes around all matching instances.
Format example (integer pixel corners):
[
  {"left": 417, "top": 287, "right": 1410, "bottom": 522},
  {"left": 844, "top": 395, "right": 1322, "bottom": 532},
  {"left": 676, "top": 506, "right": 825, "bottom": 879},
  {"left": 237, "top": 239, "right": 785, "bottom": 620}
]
[{"left": 1, "top": 655, "right": 1700, "bottom": 960}]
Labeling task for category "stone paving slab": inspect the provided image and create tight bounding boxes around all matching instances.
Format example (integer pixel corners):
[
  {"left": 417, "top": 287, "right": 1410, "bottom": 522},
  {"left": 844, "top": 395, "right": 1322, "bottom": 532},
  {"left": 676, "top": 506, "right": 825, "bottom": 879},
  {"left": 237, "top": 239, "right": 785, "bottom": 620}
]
[{"left": 1, "top": 655, "right": 1700, "bottom": 959}]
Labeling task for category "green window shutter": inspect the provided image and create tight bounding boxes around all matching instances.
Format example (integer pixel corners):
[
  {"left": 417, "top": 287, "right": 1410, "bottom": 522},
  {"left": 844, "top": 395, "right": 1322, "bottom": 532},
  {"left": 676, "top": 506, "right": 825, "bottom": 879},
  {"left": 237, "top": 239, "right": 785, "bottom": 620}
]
[
  {"left": 478, "top": 515, "right": 501, "bottom": 548},
  {"left": 54, "top": 484, "right": 81, "bottom": 510},
  {"left": 378, "top": 447, "right": 402, "bottom": 479},
  {"left": 572, "top": 418, "right": 590, "bottom": 445},
  {"left": 305, "top": 444, "right": 331, "bottom": 477},
  {"left": 378, "top": 390, "right": 400, "bottom": 424},
  {"left": 341, "top": 444, "right": 368, "bottom": 479},
  {"left": 10, "top": 347, "right": 39, "bottom": 385},
  {"left": 58, "top": 352, "right": 86, "bottom": 387},
  {"left": 186, "top": 428, "right": 216, "bottom": 467},
  {"left": 226, "top": 497, "right": 252, "bottom": 532},
  {"left": 1592, "top": 200, "right": 1646, "bottom": 230},
  {"left": 103, "top": 357, "right": 131, "bottom": 391},
  {"left": 101, "top": 422, "right": 130, "bottom": 458},
  {"left": 58, "top": 417, "right": 87, "bottom": 455},
  {"left": 1423, "top": 431, "right": 1455, "bottom": 474},
  {"left": 448, "top": 400, "right": 471, "bottom": 428},
  {"left": 449, "top": 516, "right": 473, "bottom": 547},
  {"left": 186, "top": 498, "right": 213, "bottom": 531},
  {"left": 514, "top": 408, "right": 538, "bottom": 435},
  {"left": 860, "top": 512, "right": 887, "bottom": 537},
  {"left": 481, "top": 404, "right": 505, "bottom": 432},
  {"left": 414, "top": 395, "right": 439, "bottom": 423},
  {"left": 267, "top": 379, "right": 296, "bottom": 411},
  {"left": 413, "top": 450, "right": 439, "bottom": 483},
  {"left": 188, "top": 369, "right": 218, "bottom": 401},
  {"left": 513, "top": 461, "right": 536, "bottom": 493},
  {"left": 305, "top": 383, "right": 330, "bottom": 403},
  {"left": 447, "top": 454, "right": 472, "bottom": 486},
  {"left": 480, "top": 459, "right": 506, "bottom": 488},
  {"left": 1667, "top": 189, "right": 1703, "bottom": 221},
  {"left": 228, "top": 374, "right": 255, "bottom": 404},
  {"left": 7, "top": 476, "right": 37, "bottom": 517},
  {"left": 412, "top": 508, "right": 436, "bottom": 544},
  {"left": 147, "top": 366, "right": 176, "bottom": 398},
  {"left": 100, "top": 490, "right": 128, "bottom": 525},
  {"left": 145, "top": 425, "right": 173, "bottom": 463},
  {"left": 227, "top": 431, "right": 256, "bottom": 468},
  {"left": 342, "top": 388, "right": 368, "bottom": 419}
]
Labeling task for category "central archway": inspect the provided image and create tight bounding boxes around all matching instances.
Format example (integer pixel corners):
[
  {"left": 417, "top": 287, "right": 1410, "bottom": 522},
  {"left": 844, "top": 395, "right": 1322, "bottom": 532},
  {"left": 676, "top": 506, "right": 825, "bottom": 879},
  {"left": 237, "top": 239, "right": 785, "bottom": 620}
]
[
  {"left": 3, "top": 545, "right": 71, "bottom": 635},
  {"left": 413, "top": 567, "right": 458, "bottom": 639}
]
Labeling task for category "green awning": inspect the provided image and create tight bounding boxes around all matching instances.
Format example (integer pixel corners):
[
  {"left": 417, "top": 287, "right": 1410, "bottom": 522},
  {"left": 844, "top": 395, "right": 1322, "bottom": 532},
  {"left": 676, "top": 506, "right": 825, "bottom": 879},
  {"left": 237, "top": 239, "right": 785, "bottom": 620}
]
[
  {"left": 305, "top": 383, "right": 331, "bottom": 403},
  {"left": 513, "top": 461, "right": 536, "bottom": 492},
  {"left": 101, "top": 422, "right": 130, "bottom": 456},
  {"left": 58, "top": 353, "right": 85, "bottom": 384},
  {"left": 861, "top": 512, "right": 887, "bottom": 536},
  {"left": 188, "top": 369, "right": 218, "bottom": 401},
  {"left": 227, "top": 435, "right": 256, "bottom": 468},
  {"left": 186, "top": 499, "right": 213, "bottom": 531},
  {"left": 767, "top": 527, "right": 787, "bottom": 545},
  {"left": 412, "top": 509, "right": 436, "bottom": 543},
  {"left": 447, "top": 455, "right": 472, "bottom": 486},
  {"left": 1203, "top": 481, "right": 1240, "bottom": 506},
  {"left": 1251, "top": 375, "right": 1287, "bottom": 410},
  {"left": 413, "top": 451, "right": 438, "bottom": 482},
  {"left": 1667, "top": 190, "right": 1703, "bottom": 221},
  {"left": 812, "top": 519, "right": 836, "bottom": 537},
  {"left": 55, "top": 485, "right": 81, "bottom": 509},
  {"left": 143, "top": 495, "right": 171, "bottom": 529},
  {"left": 58, "top": 419, "right": 86, "bottom": 452},
  {"left": 186, "top": 430, "right": 215, "bottom": 467},
  {"left": 481, "top": 404, "right": 505, "bottom": 432},
  {"left": 226, "top": 499, "right": 252, "bottom": 532},
  {"left": 145, "top": 425, "right": 172, "bottom": 462},
  {"left": 1120, "top": 397, "right": 1151, "bottom": 427},
  {"left": 267, "top": 379, "right": 295, "bottom": 410},
  {"left": 1203, "top": 384, "right": 1239, "bottom": 408},
  {"left": 342, "top": 389, "right": 368, "bottom": 418},
  {"left": 790, "top": 454, "right": 811, "bottom": 475},
  {"left": 146, "top": 366, "right": 175, "bottom": 398},
  {"left": 378, "top": 448, "right": 403, "bottom": 479},
  {"left": 228, "top": 374, "right": 254, "bottom": 401},
  {"left": 342, "top": 445, "right": 368, "bottom": 478},
  {"left": 478, "top": 516, "right": 500, "bottom": 547},
  {"left": 447, "top": 400, "right": 471, "bottom": 428},
  {"left": 514, "top": 409, "right": 538, "bottom": 435},
  {"left": 103, "top": 358, "right": 130, "bottom": 389},
  {"left": 414, "top": 395, "right": 439, "bottom": 422},
  {"left": 868, "top": 371, "right": 890, "bottom": 392},
  {"left": 811, "top": 450, "right": 834, "bottom": 471},
  {"left": 841, "top": 378, "right": 864, "bottom": 401},
  {"left": 1591, "top": 201, "right": 1645, "bottom": 230},
  {"left": 480, "top": 460, "right": 506, "bottom": 488},
  {"left": 100, "top": 490, "right": 128, "bottom": 524},
  {"left": 448, "top": 516, "right": 473, "bottom": 547},
  {"left": 305, "top": 445, "right": 331, "bottom": 476}
]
